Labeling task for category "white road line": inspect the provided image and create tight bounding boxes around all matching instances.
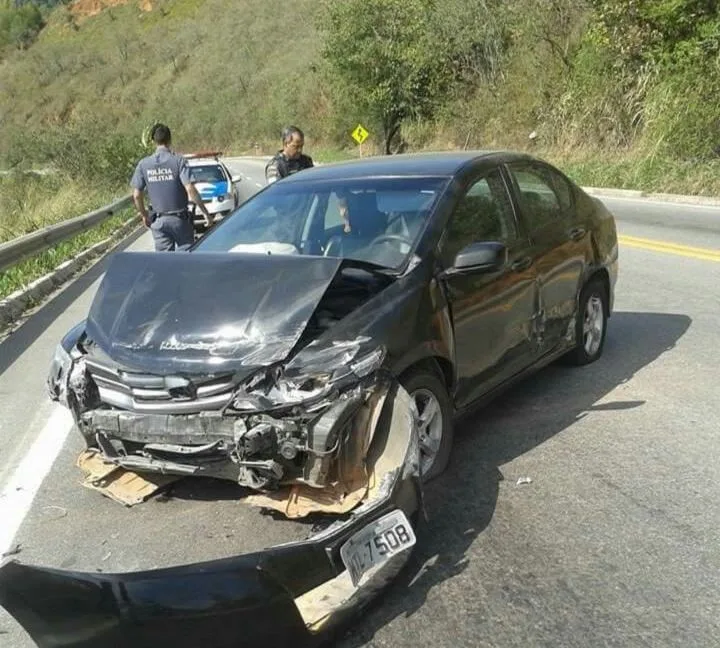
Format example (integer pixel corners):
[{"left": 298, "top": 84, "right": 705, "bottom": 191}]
[
  {"left": 255, "top": 182, "right": 263, "bottom": 188},
  {"left": 0, "top": 405, "right": 74, "bottom": 556}
]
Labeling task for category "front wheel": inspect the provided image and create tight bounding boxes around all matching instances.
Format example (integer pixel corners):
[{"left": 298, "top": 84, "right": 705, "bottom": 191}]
[
  {"left": 564, "top": 278, "right": 608, "bottom": 366},
  {"left": 400, "top": 367, "right": 453, "bottom": 482}
]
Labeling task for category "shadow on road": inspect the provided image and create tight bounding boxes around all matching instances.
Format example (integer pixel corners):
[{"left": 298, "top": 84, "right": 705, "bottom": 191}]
[
  {"left": 0, "top": 228, "right": 146, "bottom": 376},
  {"left": 337, "top": 310, "right": 691, "bottom": 647}
]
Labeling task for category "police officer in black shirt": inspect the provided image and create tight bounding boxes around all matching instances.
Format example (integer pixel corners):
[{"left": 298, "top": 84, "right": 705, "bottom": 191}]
[
  {"left": 131, "top": 123, "right": 212, "bottom": 251},
  {"left": 265, "top": 126, "right": 314, "bottom": 184}
]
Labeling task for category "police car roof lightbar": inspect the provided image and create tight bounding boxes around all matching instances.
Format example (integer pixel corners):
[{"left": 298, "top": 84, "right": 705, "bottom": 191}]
[{"left": 183, "top": 151, "right": 224, "bottom": 159}]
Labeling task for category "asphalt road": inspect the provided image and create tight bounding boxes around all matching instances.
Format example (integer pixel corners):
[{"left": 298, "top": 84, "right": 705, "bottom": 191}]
[{"left": 1, "top": 159, "right": 719, "bottom": 647}]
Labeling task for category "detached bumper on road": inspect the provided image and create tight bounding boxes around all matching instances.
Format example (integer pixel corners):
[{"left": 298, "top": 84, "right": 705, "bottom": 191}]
[{"left": 0, "top": 386, "right": 421, "bottom": 648}]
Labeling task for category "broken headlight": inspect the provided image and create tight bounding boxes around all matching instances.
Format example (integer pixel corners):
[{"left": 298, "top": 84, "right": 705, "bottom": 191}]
[
  {"left": 283, "top": 344, "right": 386, "bottom": 392},
  {"left": 232, "top": 344, "right": 387, "bottom": 411},
  {"left": 347, "top": 346, "right": 386, "bottom": 378}
]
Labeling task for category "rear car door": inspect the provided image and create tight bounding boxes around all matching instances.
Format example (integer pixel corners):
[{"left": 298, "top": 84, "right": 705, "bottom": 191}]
[
  {"left": 505, "top": 162, "right": 593, "bottom": 356},
  {"left": 439, "top": 167, "right": 539, "bottom": 410}
]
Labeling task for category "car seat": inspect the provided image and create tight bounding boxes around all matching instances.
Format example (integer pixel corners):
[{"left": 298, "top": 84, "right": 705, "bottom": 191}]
[{"left": 323, "top": 192, "right": 388, "bottom": 258}]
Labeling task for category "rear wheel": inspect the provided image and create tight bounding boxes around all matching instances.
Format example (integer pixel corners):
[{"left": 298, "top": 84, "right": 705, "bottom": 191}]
[
  {"left": 564, "top": 278, "right": 608, "bottom": 366},
  {"left": 400, "top": 367, "right": 453, "bottom": 482}
]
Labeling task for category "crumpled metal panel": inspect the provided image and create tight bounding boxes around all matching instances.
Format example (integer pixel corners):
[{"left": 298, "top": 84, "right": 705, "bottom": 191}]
[{"left": 85, "top": 252, "right": 343, "bottom": 374}]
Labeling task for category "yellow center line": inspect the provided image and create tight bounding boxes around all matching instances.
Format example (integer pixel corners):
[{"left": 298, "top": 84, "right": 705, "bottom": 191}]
[{"left": 618, "top": 235, "right": 720, "bottom": 262}]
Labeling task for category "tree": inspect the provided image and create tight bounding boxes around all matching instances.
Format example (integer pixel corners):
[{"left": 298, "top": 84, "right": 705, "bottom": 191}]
[
  {"left": 430, "top": 0, "right": 509, "bottom": 86},
  {"left": 320, "top": 0, "right": 451, "bottom": 154},
  {"left": 0, "top": 2, "right": 44, "bottom": 52}
]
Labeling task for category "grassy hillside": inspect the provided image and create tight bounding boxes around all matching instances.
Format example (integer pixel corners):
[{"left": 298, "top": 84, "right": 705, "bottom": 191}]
[
  {"left": 0, "top": 0, "right": 326, "bottom": 245},
  {"left": 1, "top": 0, "right": 719, "bottom": 221},
  {"left": 0, "top": 0, "right": 327, "bottom": 153}
]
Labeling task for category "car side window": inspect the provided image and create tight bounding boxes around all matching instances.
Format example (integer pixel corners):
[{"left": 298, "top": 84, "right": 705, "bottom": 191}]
[
  {"left": 443, "top": 169, "right": 517, "bottom": 261},
  {"left": 549, "top": 169, "right": 574, "bottom": 214},
  {"left": 324, "top": 191, "right": 345, "bottom": 230},
  {"left": 508, "top": 164, "right": 571, "bottom": 231}
]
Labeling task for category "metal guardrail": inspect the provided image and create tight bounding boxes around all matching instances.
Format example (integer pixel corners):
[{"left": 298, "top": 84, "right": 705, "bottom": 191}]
[{"left": 0, "top": 195, "right": 133, "bottom": 274}]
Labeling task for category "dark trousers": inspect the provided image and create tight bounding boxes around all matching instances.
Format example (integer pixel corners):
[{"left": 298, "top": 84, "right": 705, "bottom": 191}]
[{"left": 150, "top": 212, "right": 194, "bottom": 251}]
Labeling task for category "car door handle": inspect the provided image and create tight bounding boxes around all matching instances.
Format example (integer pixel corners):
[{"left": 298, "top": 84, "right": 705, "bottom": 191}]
[
  {"left": 511, "top": 256, "right": 532, "bottom": 272},
  {"left": 568, "top": 226, "right": 586, "bottom": 241}
]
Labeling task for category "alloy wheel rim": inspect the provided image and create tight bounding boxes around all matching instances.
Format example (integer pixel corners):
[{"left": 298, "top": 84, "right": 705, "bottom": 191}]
[
  {"left": 412, "top": 388, "right": 443, "bottom": 476},
  {"left": 583, "top": 295, "right": 604, "bottom": 356}
]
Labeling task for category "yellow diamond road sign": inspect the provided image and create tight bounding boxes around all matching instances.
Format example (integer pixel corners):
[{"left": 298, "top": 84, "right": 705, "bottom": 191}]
[{"left": 351, "top": 124, "right": 369, "bottom": 145}]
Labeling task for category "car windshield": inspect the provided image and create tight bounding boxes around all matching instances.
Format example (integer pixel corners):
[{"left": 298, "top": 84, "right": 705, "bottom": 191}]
[
  {"left": 189, "top": 164, "right": 226, "bottom": 183},
  {"left": 195, "top": 176, "right": 449, "bottom": 270}
]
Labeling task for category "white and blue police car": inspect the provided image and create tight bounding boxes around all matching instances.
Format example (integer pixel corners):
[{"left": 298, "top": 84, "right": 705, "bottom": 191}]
[{"left": 184, "top": 152, "right": 241, "bottom": 230}]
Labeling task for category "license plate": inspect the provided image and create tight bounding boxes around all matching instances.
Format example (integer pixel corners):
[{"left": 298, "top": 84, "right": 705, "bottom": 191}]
[{"left": 340, "top": 510, "right": 416, "bottom": 587}]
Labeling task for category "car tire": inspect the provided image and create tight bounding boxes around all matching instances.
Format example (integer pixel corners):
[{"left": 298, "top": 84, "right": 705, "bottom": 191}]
[
  {"left": 400, "top": 367, "right": 453, "bottom": 482},
  {"left": 564, "top": 278, "right": 608, "bottom": 366}
]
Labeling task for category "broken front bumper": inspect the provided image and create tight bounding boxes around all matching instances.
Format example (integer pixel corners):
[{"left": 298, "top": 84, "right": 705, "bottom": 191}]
[{"left": 0, "top": 385, "right": 422, "bottom": 648}]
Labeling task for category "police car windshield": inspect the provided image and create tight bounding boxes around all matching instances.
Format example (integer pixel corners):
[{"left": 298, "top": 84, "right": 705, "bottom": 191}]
[
  {"left": 195, "top": 177, "right": 449, "bottom": 270},
  {"left": 189, "top": 165, "right": 225, "bottom": 183}
]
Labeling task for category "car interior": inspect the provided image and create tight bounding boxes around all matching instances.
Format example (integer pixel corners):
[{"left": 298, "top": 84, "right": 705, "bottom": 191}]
[
  {"left": 203, "top": 180, "right": 442, "bottom": 270},
  {"left": 296, "top": 189, "right": 432, "bottom": 268}
]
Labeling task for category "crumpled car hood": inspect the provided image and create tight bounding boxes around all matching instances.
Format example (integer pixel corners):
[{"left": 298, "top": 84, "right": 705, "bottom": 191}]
[{"left": 86, "top": 251, "right": 343, "bottom": 374}]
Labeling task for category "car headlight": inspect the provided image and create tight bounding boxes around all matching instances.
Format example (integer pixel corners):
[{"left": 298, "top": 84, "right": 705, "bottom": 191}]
[
  {"left": 289, "top": 345, "right": 385, "bottom": 389},
  {"left": 348, "top": 346, "right": 386, "bottom": 378},
  {"left": 233, "top": 344, "right": 387, "bottom": 410},
  {"left": 284, "top": 345, "right": 386, "bottom": 393}
]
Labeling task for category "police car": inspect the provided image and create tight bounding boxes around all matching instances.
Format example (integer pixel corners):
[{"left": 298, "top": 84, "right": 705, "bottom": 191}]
[{"left": 184, "top": 152, "right": 241, "bottom": 230}]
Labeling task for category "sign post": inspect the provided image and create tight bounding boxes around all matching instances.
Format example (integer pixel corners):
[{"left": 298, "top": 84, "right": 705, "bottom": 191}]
[{"left": 351, "top": 123, "right": 369, "bottom": 157}]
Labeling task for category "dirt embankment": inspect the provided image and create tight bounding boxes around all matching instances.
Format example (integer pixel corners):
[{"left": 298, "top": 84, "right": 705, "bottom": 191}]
[{"left": 69, "top": 0, "right": 153, "bottom": 21}]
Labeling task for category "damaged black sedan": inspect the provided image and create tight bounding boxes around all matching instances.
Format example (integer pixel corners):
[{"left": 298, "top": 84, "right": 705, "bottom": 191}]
[
  {"left": 1, "top": 151, "right": 618, "bottom": 647},
  {"left": 47, "top": 151, "right": 618, "bottom": 489}
]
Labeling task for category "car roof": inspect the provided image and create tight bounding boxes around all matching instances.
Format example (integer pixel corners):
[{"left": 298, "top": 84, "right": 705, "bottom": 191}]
[{"left": 279, "top": 150, "right": 538, "bottom": 183}]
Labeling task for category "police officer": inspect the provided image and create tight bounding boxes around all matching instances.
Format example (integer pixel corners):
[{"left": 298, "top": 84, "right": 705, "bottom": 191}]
[
  {"left": 131, "top": 123, "right": 213, "bottom": 251},
  {"left": 264, "top": 126, "right": 314, "bottom": 184}
]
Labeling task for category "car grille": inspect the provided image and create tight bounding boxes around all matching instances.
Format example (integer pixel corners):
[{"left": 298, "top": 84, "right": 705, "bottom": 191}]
[{"left": 84, "top": 357, "right": 236, "bottom": 414}]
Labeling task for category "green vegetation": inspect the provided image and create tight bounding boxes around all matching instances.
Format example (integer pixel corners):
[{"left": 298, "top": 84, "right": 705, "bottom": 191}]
[
  {"left": 0, "top": 171, "right": 125, "bottom": 244},
  {"left": 0, "top": 211, "right": 134, "bottom": 301},
  {"left": 0, "top": 170, "right": 137, "bottom": 303},
  {"left": 322, "top": 0, "right": 453, "bottom": 154},
  {"left": 1, "top": 0, "right": 720, "bottom": 252},
  {"left": 0, "top": 1, "right": 43, "bottom": 52}
]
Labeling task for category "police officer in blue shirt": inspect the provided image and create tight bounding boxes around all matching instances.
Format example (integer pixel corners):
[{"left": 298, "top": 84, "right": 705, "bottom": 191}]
[{"left": 131, "top": 123, "right": 212, "bottom": 251}]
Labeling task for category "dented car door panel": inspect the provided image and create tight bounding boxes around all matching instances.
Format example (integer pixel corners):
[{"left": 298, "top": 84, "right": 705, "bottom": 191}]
[
  {"left": 441, "top": 243, "right": 538, "bottom": 409},
  {"left": 438, "top": 166, "right": 539, "bottom": 409},
  {"left": 505, "top": 163, "right": 590, "bottom": 354}
]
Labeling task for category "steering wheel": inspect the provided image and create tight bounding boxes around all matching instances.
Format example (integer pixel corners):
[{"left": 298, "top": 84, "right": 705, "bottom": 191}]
[{"left": 370, "top": 234, "right": 414, "bottom": 250}]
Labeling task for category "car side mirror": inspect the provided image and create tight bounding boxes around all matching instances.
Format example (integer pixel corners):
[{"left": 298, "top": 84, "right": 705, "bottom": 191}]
[
  {"left": 445, "top": 241, "right": 507, "bottom": 276},
  {"left": 231, "top": 175, "right": 241, "bottom": 183}
]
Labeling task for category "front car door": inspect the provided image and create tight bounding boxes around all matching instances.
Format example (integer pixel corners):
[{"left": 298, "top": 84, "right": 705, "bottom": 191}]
[
  {"left": 505, "top": 162, "right": 593, "bottom": 356},
  {"left": 439, "top": 166, "right": 539, "bottom": 410}
]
